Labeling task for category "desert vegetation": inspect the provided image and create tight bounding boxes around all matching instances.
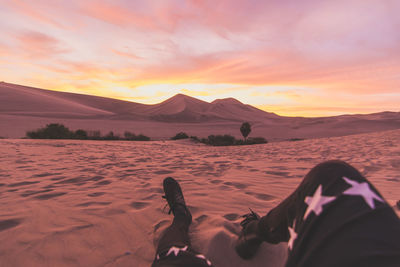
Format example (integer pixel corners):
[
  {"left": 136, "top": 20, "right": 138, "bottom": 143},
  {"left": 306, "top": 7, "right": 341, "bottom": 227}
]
[
  {"left": 188, "top": 134, "right": 268, "bottom": 146},
  {"left": 170, "top": 122, "right": 267, "bottom": 146},
  {"left": 170, "top": 132, "right": 189, "bottom": 140},
  {"left": 26, "top": 123, "right": 150, "bottom": 141},
  {"left": 240, "top": 122, "right": 251, "bottom": 140}
]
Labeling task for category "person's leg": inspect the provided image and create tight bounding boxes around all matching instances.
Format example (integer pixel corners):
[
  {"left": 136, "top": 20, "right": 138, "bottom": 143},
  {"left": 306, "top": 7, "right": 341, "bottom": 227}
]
[
  {"left": 237, "top": 160, "right": 400, "bottom": 266},
  {"left": 154, "top": 214, "right": 191, "bottom": 255},
  {"left": 152, "top": 177, "right": 213, "bottom": 267}
]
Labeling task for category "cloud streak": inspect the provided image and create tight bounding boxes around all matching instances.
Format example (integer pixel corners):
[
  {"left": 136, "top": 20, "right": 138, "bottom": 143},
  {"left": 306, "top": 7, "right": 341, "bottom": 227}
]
[{"left": 0, "top": 0, "right": 399, "bottom": 116}]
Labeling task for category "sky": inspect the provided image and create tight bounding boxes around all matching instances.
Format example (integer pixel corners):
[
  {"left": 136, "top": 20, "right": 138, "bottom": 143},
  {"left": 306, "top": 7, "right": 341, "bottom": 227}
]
[{"left": 0, "top": 0, "right": 399, "bottom": 117}]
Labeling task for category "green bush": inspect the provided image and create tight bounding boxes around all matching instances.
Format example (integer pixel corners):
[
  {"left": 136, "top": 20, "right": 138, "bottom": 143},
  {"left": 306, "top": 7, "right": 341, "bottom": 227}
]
[
  {"left": 124, "top": 131, "right": 151, "bottom": 141},
  {"left": 199, "top": 135, "right": 267, "bottom": 146},
  {"left": 26, "top": 124, "right": 150, "bottom": 141},
  {"left": 171, "top": 132, "right": 189, "bottom": 140},
  {"left": 103, "top": 131, "right": 120, "bottom": 140},
  {"left": 190, "top": 136, "right": 200, "bottom": 142},
  {"left": 26, "top": 123, "right": 73, "bottom": 139},
  {"left": 204, "top": 135, "right": 236, "bottom": 146},
  {"left": 135, "top": 134, "right": 151, "bottom": 141},
  {"left": 74, "top": 129, "right": 88, "bottom": 140},
  {"left": 245, "top": 137, "right": 268, "bottom": 145},
  {"left": 288, "top": 138, "right": 304, "bottom": 142}
]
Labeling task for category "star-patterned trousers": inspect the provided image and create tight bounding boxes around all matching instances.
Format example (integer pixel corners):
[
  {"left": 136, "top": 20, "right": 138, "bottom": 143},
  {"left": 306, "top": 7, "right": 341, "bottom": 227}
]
[
  {"left": 152, "top": 214, "right": 213, "bottom": 267},
  {"left": 257, "top": 160, "right": 400, "bottom": 267}
]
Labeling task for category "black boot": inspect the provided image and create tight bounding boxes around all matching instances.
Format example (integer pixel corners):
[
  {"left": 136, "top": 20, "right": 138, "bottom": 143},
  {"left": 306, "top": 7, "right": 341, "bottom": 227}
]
[
  {"left": 235, "top": 209, "right": 263, "bottom": 259},
  {"left": 163, "top": 177, "right": 192, "bottom": 224}
]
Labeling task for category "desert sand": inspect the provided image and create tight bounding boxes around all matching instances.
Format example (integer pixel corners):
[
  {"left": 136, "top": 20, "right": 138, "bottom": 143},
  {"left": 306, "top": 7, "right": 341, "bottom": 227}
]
[
  {"left": 0, "top": 129, "right": 399, "bottom": 267},
  {"left": 1, "top": 82, "right": 400, "bottom": 141}
]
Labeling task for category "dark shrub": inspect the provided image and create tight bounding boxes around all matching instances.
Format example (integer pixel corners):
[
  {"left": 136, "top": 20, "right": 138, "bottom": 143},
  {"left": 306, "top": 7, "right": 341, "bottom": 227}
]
[
  {"left": 205, "top": 134, "right": 236, "bottom": 146},
  {"left": 190, "top": 136, "right": 200, "bottom": 142},
  {"left": 74, "top": 129, "right": 88, "bottom": 139},
  {"left": 124, "top": 131, "right": 136, "bottom": 140},
  {"left": 87, "top": 130, "right": 101, "bottom": 140},
  {"left": 124, "top": 131, "right": 150, "bottom": 141},
  {"left": 103, "top": 131, "right": 120, "bottom": 140},
  {"left": 26, "top": 124, "right": 150, "bottom": 141},
  {"left": 171, "top": 132, "right": 189, "bottom": 140},
  {"left": 289, "top": 138, "right": 304, "bottom": 142},
  {"left": 198, "top": 134, "right": 267, "bottom": 146},
  {"left": 135, "top": 134, "right": 150, "bottom": 141},
  {"left": 246, "top": 137, "right": 268, "bottom": 145},
  {"left": 240, "top": 122, "right": 251, "bottom": 140},
  {"left": 26, "top": 123, "right": 73, "bottom": 139}
]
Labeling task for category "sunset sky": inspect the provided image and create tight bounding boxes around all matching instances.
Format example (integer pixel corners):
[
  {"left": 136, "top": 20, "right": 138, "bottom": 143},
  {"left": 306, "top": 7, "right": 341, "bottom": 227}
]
[{"left": 0, "top": 0, "right": 399, "bottom": 117}]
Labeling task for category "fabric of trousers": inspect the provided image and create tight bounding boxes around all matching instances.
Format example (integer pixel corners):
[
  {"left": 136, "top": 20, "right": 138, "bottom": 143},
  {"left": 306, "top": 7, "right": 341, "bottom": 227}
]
[
  {"left": 257, "top": 160, "right": 400, "bottom": 267},
  {"left": 151, "top": 215, "right": 213, "bottom": 267},
  {"left": 152, "top": 160, "right": 400, "bottom": 266}
]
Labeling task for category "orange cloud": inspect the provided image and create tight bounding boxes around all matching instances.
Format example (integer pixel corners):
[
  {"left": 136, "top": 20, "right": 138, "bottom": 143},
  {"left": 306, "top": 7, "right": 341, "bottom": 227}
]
[{"left": 111, "top": 49, "right": 142, "bottom": 60}]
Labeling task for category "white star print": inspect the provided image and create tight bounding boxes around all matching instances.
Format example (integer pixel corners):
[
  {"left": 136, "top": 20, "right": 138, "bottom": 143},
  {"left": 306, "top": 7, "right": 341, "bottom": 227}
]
[
  {"left": 166, "top": 245, "right": 188, "bottom": 257},
  {"left": 288, "top": 220, "right": 297, "bottom": 250},
  {"left": 342, "top": 176, "right": 383, "bottom": 209},
  {"left": 196, "top": 254, "right": 212, "bottom": 266},
  {"left": 304, "top": 185, "right": 336, "bottom": 220}
]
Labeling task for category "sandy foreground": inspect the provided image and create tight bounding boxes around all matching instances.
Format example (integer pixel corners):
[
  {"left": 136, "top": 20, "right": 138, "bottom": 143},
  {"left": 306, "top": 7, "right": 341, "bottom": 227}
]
[{"left": 0, "top": 130, "right": 399, "bottom": 267}]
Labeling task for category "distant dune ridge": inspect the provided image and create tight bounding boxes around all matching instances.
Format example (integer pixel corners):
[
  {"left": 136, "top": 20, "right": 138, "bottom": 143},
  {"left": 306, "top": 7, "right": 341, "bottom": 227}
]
[{"left": 1, "top": 81, "right": 399, "bottom": 140}]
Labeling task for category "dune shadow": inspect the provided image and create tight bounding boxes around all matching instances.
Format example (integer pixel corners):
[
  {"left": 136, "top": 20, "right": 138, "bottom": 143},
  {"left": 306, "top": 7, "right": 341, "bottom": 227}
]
[{"left": 0, "top": 218, "right": 22, "bottom": 232}]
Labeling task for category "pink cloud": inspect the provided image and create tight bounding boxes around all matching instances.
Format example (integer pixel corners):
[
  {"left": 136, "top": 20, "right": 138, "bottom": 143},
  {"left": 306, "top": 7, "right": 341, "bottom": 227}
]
[
  {"left": 79, "top": 1, "right": 158, "bottom": 30},
  {"left": 6, "top": 0, "right": 66, "bottom": 28},
  {"left": 16, "top": 31, "right": 68, "bottom": 58}
]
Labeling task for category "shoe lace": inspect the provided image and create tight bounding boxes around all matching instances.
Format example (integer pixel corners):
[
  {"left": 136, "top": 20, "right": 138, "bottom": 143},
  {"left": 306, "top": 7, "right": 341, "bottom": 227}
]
[
  {"left": 162, "top": 195, "right": 172, "bottom": 214},
  {"left": 240, "top": 208, "right": 260, "bottom": 228},
  {"left": 162, "top": 194, "right": 185, "bottom": 215}
]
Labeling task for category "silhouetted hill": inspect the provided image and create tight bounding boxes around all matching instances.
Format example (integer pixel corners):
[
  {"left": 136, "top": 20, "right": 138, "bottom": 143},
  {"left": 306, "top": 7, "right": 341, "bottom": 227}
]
[{"left": 1, "top": 81, "right": 399, "bottom": 140}]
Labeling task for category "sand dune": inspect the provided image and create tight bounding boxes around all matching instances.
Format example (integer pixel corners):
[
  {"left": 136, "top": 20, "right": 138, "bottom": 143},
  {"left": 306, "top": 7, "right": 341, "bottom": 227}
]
[
  {"left": 0, "top": 130, "right": 399, "bottom": 266},
  {"left": 1, "top": 82, "right": 400, "bottom": 140}
]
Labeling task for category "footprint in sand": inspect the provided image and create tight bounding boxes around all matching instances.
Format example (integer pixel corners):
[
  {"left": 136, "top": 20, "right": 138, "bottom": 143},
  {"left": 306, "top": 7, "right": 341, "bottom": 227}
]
[
  {"left": 55, "top": 177, "right": 87, "bottom": 185},
  {"left": 154, "top": 220, "right": 170, "bottom": 232},
  {"left": 210, "top": 179, "right": 223, "bottom": 184},
  {"left": 223, "top": 213, "right": 240, "bottom": 221},
  {"left": 154, "top": 170, "right": 175, "bottom": 175},
  {"left": 20, "top": 189, "right": 53, "bottom": 197},
  {"left": 50, "top": 176, "right": 67, "bottom": 181},
  {"left": 218, "top": 185, "right": 231, "bottom": 191},
  {"left": 32, "top": 172, "right": 59, "bottom": 178},
  {"left": 88, "top": 175, "right": 105, "bottom": 182},
  {"left": 0, "top": 218, "right": 22, "bottom": 232},
  {"left": 34, "top": 192, "right": 67, "bottom": 200},
  {"left": 142, "top": 194, "right": 158, "bottom": 200},
  {"left": 148, "top": 188, "right": 163, "bottom": 194},
  {"left": 76, "top": 201, "right": 111, "bottom": 207},
  {"left": 140, "top": 182, "right": 151, "bottom": 188},
  {"left": 223, "top": 182, "right": 248, "bottom": 189},
  {"left": 88, "top": 192, "right": 106, "bottom": 197},
  {"left": 245, "top": 192, "right": 275, "bottom": 201},
  {"left": 8, "top": 181, "right": 40, "bottom": 187},
  {"left": 187, "top": 205, "right": 200, "bottom": 213},
  {"left": 95, "top": 180, "right": 111, "bottom": 186},
  {"left": 195, "top": 214, "right": 208, "bottom": 224},
  {"left": 265, "top": 170, "right": 291, "bottom": 176},
  {"left": 130, "top": 201, "right": 150, "bottom": 210}
]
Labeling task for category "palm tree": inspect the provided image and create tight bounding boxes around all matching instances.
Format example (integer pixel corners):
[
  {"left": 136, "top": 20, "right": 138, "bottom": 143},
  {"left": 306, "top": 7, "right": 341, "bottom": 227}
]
[{"left": 240, "top": 122, "right": 251, "bottom": 141}]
